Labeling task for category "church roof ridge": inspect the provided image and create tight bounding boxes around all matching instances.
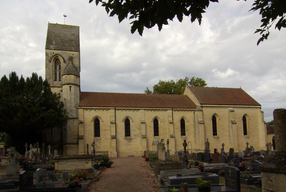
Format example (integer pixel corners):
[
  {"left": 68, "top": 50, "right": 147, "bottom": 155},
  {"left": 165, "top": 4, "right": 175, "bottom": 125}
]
[
  {"left": 79, "top": 91, "right": 196, "bottom": 108},
  {"left": 188, "top": 86, "right": 260, "bottom": 106}
]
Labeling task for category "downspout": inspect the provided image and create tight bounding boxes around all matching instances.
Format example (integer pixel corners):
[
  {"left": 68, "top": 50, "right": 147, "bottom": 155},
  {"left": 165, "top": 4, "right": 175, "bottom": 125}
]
[{"left": 115, "top": 107, "right": 118, "bottom": 157}]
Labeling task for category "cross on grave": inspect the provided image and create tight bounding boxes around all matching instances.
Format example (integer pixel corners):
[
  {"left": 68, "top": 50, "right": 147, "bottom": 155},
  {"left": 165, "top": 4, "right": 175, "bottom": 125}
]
[
  {"left": 166, "top": 139, "right": 170, "bottom": 159},
  {"left": 29, "top": 144, "right": 33, "bottom": 159},
  {"left": 9, "top": 147, "right": 16, "bottom": 163},
  {"left": 91, "top": 141, "right": 95, "bottom": 155},
  {"left": 221, "top": 143, "right": 225, "bottom": 154},
  {"left": 48, "top": 145, "right": 51, "bottom": 160},
  {"left": 205, "top": 138, "right": 210, "bottom": 152},
  {"left": 246, "top": 142, "right": 249, "bottom": 148},
  {"left": 42, "top": 143, "right": 46, "bottom": 163},
  {"left": 36, "top": 142, "right": 40, "bottom": 162},
  {"left": 183, "top": 140, "right": 188, "bottom": 168},
  {"left": 25, "top": 143, "right": 29, "bottom": 157}
]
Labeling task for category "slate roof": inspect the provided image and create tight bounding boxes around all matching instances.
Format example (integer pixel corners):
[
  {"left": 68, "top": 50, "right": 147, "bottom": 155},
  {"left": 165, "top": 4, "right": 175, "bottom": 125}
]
[
  {"left": 189, "top": 87, "right": 261, "bottom": 106},
  {"left": 45, "top": 23, "right": 79, "bottom": 52},
  {"left": 79, "top": 92, "right": 197, "bottom": 108}
]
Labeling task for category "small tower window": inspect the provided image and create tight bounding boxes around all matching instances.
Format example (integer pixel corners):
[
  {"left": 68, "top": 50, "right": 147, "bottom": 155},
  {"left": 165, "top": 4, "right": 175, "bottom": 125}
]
[
  {"left": 154, "top": 118, "right": 159, "bottom": 136},
  {"left": 181, "top": 118, "right": 186, "bottom": 136},
  {"left": 54, "top": 59, "right": 61, "bottom": 81},
  {"left": 125, "top": 118, "right": 130, "bottom": 137}
]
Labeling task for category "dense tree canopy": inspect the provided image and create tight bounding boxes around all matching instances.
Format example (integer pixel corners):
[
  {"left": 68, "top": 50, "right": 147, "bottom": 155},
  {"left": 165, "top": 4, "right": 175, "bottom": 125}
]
[
  {"left": 0, "top": 72, "right": 67, "bottom": 153},
  {"left": 145, "top": 77, "right": 207, "bottom": 94},
  {"left": 89, "top": 0, "right": 286, "bottom": 44}
]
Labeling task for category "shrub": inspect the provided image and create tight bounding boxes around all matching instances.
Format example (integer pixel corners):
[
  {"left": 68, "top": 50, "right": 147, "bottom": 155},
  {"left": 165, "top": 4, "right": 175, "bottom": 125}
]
[
  {"left": 218, "top": 169, "right": 225, "bottom": 176},
  {"left": 149, "top": 155, "right": 158, "bottom": 161},
  {"left": 195, "top": 161, "right": 199, "bottom": 166},
  {"left": 196, "top": 177, "right": 211, "bottom": 189},
  {"left": 93, "top": 161, "right": 100, "bottom": 169},
  {"left": 101, "top": 154, "right": 114, "bottom": 168}
]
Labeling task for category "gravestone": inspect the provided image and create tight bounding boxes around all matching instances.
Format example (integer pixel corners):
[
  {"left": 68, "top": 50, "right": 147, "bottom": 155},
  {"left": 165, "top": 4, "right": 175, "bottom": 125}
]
[
  {"left": 19, "top": 171, "right": 34, "bottom": 190},
  {"left": 212, "top": 152, "right": 219, "bottom": 163},
  {"left": 166, "top": 139, "right": 170, "bottom": 160},
  {"left": 205, "top": 138, "right": 210, "bottom": 152},
  {"left": 204, "top": 152, "right": 211, "bottom": 163},
  {"left": 36, "top": 168, "right": 47, "bottom": 184},
  {"left": 190, "top": 153, "right": 196, "bottom": 160},
  {"left": 158, "top": 138, "right": 166, "bottom": 161},
  {"left": 245, "top": 142, "right": 251, "bottom": 155},
  {"left": 48, "top": 145, "right": 51, "bottom": 160},
  {"left": 238, "top": 151, "right": 245, "bottom": 158},
  {"left": 6, "top": 147, "right": 20, "bottom": 175},
  {"left": 91, "top": 141, "right": 95, "bottom": 155},
  {"left": 218, "top": 154, "right": 226, "bottom": 163},
  {"left": 227, "top": 148, "right": 235, "bottom": 164},
  {"left": 41, "top": 143, "right": 46, "bottom": 163},
  {"left": 182, "top": 140, "right": 188, "bottom": 168},
  {"left": 249, "top": 146, "right": 254, "bottom": 155},
  {"left": 221, "top": 143, "right": 226, "bottom": 155},
  {"left": 260, "top": 150, "right": 267, "bottom": 158},
  {"left": 87, "top": 144, "right": 89, "bottom": 154},
  {"left": 250, "top": 159, "right": 262, "bottom": 171},
  {"left": 224, "top": 166, "right": 240, "bottom": 192},
  {"left": 25, "top": 143, "right": 29, "bottom": 157},
  {"left": 197, "top": 152, "right": 203, "bottom": 162},
  {"left": 253, "top": 151, "right": 260, "bottom": 156},
  {"left": 54, "top": 150, "right": 58, "bottom": 157},
  {"left": 36, "top": 142, "right": 40, "bottom": 162},
  {"left": 48, "top": 172, "right": 58, "bottom": 181},
  {"left": 29, "top": 144, "right": 33, "bottom": 159}
]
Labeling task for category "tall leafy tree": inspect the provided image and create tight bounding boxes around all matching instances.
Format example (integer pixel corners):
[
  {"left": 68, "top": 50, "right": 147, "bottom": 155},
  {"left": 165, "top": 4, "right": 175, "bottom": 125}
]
[
  {"left": 145, "top": 76, "right": 207, "bottom": 94},
  {"left": 0, "top": 72, "right": 67, "bottom": 153},
  {"left": 89, "top": 0, "right": 286, "bottom": 44}
]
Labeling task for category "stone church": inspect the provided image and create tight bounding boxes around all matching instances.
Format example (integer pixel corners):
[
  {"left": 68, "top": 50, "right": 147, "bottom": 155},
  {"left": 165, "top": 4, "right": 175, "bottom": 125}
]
[{"left": 44, "top": 23, "right": 267, "bottom": 157}]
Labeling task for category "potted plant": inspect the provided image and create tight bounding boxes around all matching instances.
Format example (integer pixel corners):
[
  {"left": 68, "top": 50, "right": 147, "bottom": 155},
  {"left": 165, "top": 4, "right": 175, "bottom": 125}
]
[
  {"left": 49, "top": 160, "right": 55, "bottom": 168},
  {"left": 166, "top": 187, "right": 179, "bottom": 192},
  {"left": 181, "top": 182, "right": 188, "bottom": 192},
  {"left": 196, "top": 177, "right": 212, "bottom": 191}
]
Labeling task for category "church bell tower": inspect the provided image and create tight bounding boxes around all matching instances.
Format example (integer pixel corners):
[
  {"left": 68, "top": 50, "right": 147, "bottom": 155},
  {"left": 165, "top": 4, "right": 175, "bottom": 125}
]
[{"left": 45, "top": 23, "right": 80, "bottom": 155}]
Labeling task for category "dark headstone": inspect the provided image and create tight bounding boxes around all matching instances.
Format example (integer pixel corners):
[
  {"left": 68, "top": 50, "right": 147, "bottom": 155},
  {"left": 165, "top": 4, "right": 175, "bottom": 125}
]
[
  {"left": 218, "top": 154, "right": 226, "bottom": 163},
  {"left": 253, "top": 151, "right": 260, "bottom": 156},
  {"left": 35, "top": 168, "right": 46, "bottom": 184},
  {"left": 197, "top": 152, "right": 203, "bottom": 162},
  {"left": 47, "top": 172, "right": 58, "bottom": 181},
  {"left": 19, "top": 171, "right": 33, "bottom": 190},
  {"left": 224, "top": 166, "right": 240, "bottom": 192},
  {"left": 212, "top": 152, "right": 219, "bottom": 163},
  {"left": 229, "top": 148, "right": 234, "bottom": 156},
  {"left": 204, "top": 152, "right": 211, "bottom": 163},
  {"left": 227, "top": 155, "right": 235, "bottom": 164},
  {"left": 250, "top": 159, "right": 262, "bottom": 171},
  {"left": 229, "top": 157, "right": 241, "bottom": 167}
]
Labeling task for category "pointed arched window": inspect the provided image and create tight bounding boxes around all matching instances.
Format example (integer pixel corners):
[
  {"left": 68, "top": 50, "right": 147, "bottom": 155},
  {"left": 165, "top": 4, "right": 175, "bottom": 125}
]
[
  {"left": 243, "top": 115, "right": 247, "bottom": 135},
  {"left": 54, "top": 59, "right": 61, "bottom": 81},
  {"left": 154, "top": 118, "right": 159, "bottom": 136},
  {"left": 125, "top": 118, "right": 130, "bottom": 137},
  {"left": 94, "top": 118, "right": 100, "bottom": 137},
  {"left": 181, "top": 118, "right": 186, "bottom": 136},
  {"left": 212, "top": 115, "right": 217, "bottom": 136}
]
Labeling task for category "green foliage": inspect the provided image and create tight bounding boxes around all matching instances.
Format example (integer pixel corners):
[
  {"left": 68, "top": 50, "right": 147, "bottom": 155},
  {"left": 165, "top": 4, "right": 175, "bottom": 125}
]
[
  {"left": 250, "top": 0, "right": 286, "bottom": 45},
  {"left": 145, "top": 77, "right": 207, "bottom": 95},
  {"left": 218, "top": 169, "right": 225, "bottom": 176},
  {"left": 196, "top": 177, "right": 212, "bottom": 189},
  {"left": 0, "top": 72, "right": 67, "bottom": 153},
  {"left": 101, "top": 154, "right": 114, "bottom": 168},
  {"left": 266, "top": 120, "right": 274, "bottom": 125},
  {"left": 49, "top": 160, "right": 55, "bottom": 165},
  {"left": 241, "top": 173, "right": 252, "bottom": 179},
  {"left": 90, "top": 0, "right": 219, "bottom": 36},
  {"left": 93, "top": 160, "right": 100, "bottom": 169},
  {"left": 148, "top": 155, "right": 158, "bottom": 161},
  {"left": 195, "top": 161, "right": 199, "bottom": 166},
  {"left": 166, "top": 187, "right": 179, "bottom": 192},
  {"left": 181, "top": 182, "right": 188, "bottom": 188},
  {"left": 31, "top": 161, "right": 37, "bottom": 165}
]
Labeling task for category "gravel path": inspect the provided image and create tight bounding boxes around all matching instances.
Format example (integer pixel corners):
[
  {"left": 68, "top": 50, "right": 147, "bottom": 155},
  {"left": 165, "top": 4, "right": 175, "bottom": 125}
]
[{"left": 86, "top": 156, "right": 160, "bottom": 192}]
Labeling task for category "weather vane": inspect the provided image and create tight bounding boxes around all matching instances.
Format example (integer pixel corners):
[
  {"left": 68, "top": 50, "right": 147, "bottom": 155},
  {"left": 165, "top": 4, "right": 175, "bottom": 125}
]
[{"left": 63, "top": 14, "right": 67, "bottom": 24}]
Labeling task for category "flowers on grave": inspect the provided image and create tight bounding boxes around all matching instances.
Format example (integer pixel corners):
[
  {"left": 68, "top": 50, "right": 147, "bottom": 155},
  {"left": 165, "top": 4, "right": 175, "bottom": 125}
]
[
  {"left": 218, "top": 169, "right": 225, "bottom": 176},
  {"left": 62, "top": 172, "right": 85, "bottom": 188},
  {"left": 207, "top": 168, "right": 214, "bottom": 173},
  {"left": 145, "top": 156, "right": 149, "bottom": 161},
  {"left": 198, "top": 164, "right": 204, "bottom": 172},
  {"left": 196, "top": 177, "right": 212, "bottom": 190},
  {"left": 77, "top": 170, "right": 88, "bottom": 180},
  {"left": 16, "top": 157, "right": 31, "bottom": 165},
  {"left": 238, "top": 162, "right": 247, "bottom": 169}
]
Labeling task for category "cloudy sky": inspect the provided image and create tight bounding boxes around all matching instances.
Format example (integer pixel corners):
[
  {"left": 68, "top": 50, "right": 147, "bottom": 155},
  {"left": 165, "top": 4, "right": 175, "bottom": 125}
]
[{"left": 0, "top": 0, "right": 285, "bottom": 122}]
